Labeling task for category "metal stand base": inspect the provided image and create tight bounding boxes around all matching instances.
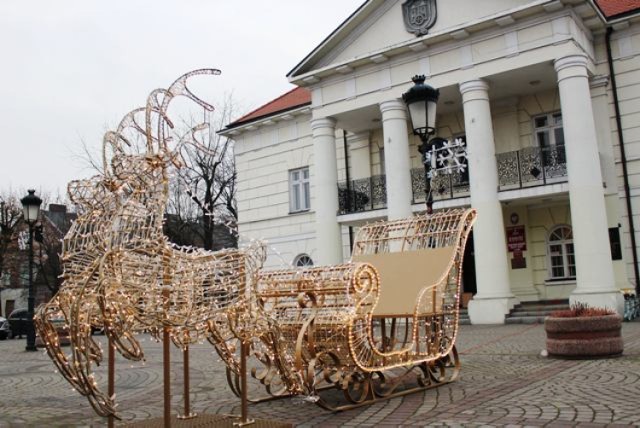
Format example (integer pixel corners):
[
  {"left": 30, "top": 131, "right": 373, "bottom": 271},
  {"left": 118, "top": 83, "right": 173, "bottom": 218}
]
[
  {"left": 232, "top": 417, "right": 255, "bottom": 427},
  {"left": 177, "top": 413, "right": 198, "bottom": 420}
]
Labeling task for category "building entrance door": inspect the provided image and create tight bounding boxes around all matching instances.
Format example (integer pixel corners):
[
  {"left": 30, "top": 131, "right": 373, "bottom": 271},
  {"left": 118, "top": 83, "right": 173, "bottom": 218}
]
[
  {"left": 4, "top": 299, "right": 15, "bottom": 318},
  {"left": 462, "top": 232, "right": 477, "bottom": 294}
]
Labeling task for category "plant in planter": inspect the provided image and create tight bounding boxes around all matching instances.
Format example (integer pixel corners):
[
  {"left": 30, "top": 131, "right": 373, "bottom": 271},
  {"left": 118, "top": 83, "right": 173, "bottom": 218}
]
[{"left": 545, "top": 302, "right": 623, "bottom": 359}]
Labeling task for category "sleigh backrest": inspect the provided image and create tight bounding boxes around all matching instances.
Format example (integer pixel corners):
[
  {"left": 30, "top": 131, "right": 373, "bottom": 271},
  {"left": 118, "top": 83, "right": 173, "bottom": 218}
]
[{"left": 351, "top": 209, "right": 476, "bottom": 317}]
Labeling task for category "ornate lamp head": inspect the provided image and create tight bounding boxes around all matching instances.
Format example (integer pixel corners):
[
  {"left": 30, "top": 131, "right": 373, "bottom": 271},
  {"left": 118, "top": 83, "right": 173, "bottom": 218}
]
[{"left": 402, "top": 75, "right": 440, "bottom": 141}]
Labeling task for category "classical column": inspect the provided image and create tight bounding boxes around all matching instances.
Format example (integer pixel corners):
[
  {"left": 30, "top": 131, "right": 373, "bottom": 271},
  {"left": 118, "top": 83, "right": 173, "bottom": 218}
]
[
  {"left": 311, "top": 117, "right": 343, "bottom": 265},
  {"left": 590, "top": 76, "right": 617, "bottom": 197},
  {"left": 591, "top": 76, "right": 629, "bottom": 290},
  {"left": 554, "top": 54, "right": 623, "bottom": 313},
  {"left": 379, "top": 99, "right": 413, "bottom": 220},
  {"left": 460, "top": 79, "right": 516, "bottom": 324},
  {"left": 347, "top": 132, "right": 372, "bottom": 180}
]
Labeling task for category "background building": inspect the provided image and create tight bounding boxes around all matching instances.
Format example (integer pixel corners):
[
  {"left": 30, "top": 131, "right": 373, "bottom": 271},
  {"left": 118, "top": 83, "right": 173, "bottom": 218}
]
[
  {"left": 220, "top": 0, "right": 640, "bottom": 323},
  {"left": 0, "top": 204, "right": 75, "bottom": 317}
]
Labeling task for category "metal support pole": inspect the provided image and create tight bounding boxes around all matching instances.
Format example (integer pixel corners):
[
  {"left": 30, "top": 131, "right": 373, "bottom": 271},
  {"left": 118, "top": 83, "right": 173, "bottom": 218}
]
[
  {"left": 517, "top": 151, "right": 522, "bottom": 189},
  {"left": 0, "top": 201, "right": 5, "bottom": 319},
  {"left": 419, "top": 138, "right": 434, "bottom": 214},
  {"left": 178, "top": 331, "right": 196, "bottom": 420},
  {"left": 370, "top": 176, "right": 374, "bottom": 211},
  {"left": 162, "top": 288, "right": 171, "bottom": 428},
  {"left": 241, "top": 341, "right": 248, "bottom": 423},
  {"left": 161, "top": 246, "right": 173, "bottom": 428},
  {"left": 183, "top": 345, "right": 191, "bottom": 417},
  {"left": 108, "top": 337, "right": 115, "bottom": 428},
  {"left": 425, "top": 168, "right": 433, "bottom": 214},
  {"left": 541, "top": 147, "right": 547, "bottom": 185},
  {"left": 26, "top": 224, "right": 36, "bottom": 352},
  {"left": 233, "top": 341, "right": 254, "bottom": 426}
]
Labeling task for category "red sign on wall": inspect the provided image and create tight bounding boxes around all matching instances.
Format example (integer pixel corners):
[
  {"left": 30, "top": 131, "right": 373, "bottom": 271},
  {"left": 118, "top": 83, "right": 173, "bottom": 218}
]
[{"left": 506, "top": 226, "right": 527, "bottom": 252}]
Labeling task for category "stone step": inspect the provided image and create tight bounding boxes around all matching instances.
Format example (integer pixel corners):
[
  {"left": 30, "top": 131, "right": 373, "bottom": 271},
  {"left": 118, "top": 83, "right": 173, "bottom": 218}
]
[
  {"left": 459, "top": 301, "right": 568, "bottom": 324},
  {"left": 505, "top": 316, "right": 547, "bottom": 324},
  {"left": 512, "top": 303, "right": 570, "bottom": 311},
  {"left": 504, "top": 300, "right": 570, "bottom": 324},
  {"left": 508, "top": 310, "right": 565, "bottom": 317}
]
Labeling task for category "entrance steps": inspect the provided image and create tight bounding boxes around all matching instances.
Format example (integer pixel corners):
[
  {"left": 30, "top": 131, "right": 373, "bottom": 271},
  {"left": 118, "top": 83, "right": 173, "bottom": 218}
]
[
  {"left": 505, "top": 300, "right": 570, "bottom": 324},
  {"left": 459, "top": 308, "right": 470, "bottom": 325},
  {"left": 459, "top": 300, "right": 569, "bottom": 325}
]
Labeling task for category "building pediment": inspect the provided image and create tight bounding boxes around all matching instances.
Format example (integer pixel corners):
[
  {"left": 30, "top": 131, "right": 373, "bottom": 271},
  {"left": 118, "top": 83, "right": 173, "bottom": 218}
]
[{"left": 289, "top": 0, "right": 541, "bottom": 81}]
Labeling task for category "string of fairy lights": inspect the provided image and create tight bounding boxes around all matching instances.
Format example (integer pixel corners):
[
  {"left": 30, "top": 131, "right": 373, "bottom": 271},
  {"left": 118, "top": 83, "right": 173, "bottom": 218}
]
[{"left": 33, "top": 69, "right": 477, "bottom": 419}]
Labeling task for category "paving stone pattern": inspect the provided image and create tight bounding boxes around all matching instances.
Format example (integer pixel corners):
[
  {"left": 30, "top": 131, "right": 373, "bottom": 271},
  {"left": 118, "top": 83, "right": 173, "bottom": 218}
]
[{"left": 1, "top": 322, "right": 639, "bottom": 427}]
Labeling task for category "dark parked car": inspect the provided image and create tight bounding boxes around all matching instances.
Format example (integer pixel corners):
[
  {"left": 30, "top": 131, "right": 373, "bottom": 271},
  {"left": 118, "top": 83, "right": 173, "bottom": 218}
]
[
  {"left": 35, "top": 312, "right": 70, "bottom": 347},
  {"left": 0, "top": 316, "right": 10, "bottom": 340},
  {"left": 8, "top": 308, "right": 30, "bottom": 339}
]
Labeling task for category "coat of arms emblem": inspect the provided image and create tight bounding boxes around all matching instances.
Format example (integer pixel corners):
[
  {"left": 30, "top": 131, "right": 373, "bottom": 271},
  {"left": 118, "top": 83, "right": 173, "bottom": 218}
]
[{"left": 402, "top": 0, "right": 437, "bottom": 36}]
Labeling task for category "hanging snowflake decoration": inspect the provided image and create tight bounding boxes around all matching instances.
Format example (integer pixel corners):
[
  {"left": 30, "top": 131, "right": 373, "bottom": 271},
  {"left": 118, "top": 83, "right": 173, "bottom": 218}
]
[{"left": 424, "top": 137, "right": 467, "bottom": 178}]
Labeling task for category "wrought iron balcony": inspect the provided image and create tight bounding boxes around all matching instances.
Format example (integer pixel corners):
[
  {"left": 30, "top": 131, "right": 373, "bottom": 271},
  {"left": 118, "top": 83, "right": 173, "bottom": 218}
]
[
  {"left": 337, "top": 147, "right": 566, "bottom": 215},
  {"left": 496, "top": 146, "right": 568, "bottom": 191},
  {"left": 337, "top": 175, "right": 387, "bottom": 215},
  {"left": 337, "top": 168, "right": 470, "bottom": 215},
  {"left": 411, "top": 168, "right": 470, "bottom": 204}
]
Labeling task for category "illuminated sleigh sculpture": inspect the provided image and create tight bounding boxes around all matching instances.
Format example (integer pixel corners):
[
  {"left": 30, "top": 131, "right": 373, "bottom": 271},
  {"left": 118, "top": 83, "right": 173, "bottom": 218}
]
[
  {"left": 34, "top": 69, "right": 265, "bottom": 419},
  {"left": 219, "top": 208, "right": 476, "bottom": 410}
]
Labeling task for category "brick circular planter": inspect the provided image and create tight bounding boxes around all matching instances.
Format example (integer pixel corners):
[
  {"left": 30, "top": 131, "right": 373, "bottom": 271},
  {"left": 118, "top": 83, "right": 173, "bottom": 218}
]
[{"left": 544, "top": 314, "right": 623, "bottom": 359}]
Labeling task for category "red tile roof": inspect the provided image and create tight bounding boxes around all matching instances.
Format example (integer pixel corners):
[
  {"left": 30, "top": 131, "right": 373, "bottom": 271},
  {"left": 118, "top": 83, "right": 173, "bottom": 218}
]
[
  {"left": 596, "top": 0, "right": 640, "bottom": 19},
  {"left": 228, "top": 87, "right": 311, "bottom": 128}
]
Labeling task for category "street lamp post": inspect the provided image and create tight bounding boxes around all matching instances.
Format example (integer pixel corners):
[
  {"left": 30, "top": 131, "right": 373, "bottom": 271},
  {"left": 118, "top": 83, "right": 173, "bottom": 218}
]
[
  {"left": 402, "top": 75, "right": 440, "bottom": 213},
  {"left": 0, "top": 199, "right": 5, "bottom": 318},
  {"left": 20, "top": 189, "right": 42, "bottom": 352}
]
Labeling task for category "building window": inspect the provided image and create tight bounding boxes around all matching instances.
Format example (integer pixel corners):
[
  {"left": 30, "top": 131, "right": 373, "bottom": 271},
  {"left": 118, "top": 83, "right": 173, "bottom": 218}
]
[
  {"left": 533, "top": 112, "right": 566, "bottom": 164},
  {"left": 548, "top": 225, "right": 576, "bottom": 280},
  {"left": 294, "top": 254, "right": 314, "bottom": 267},
  {"left": 609, "top": 227, "right": 623, "bottom": 260},
  {"left": 289, "top": 167, "right": 310, "bottom": 213},
  {"left": 19, "top": 261, "right": 30, "bottom": 286}
]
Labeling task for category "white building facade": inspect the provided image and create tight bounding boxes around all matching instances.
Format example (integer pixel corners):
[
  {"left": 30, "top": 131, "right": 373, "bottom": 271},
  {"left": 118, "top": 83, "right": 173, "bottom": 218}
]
[{"left": 221, "top": 0, "right": 640, "bottom": 324}]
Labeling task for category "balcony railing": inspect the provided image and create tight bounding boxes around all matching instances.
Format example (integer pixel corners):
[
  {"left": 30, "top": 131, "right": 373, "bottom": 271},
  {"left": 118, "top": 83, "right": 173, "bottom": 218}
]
[
  {"left": 337, "top": 175, "right": 387, "bottom": 215},
  {"left": 337, "top": 146, "right": 567, "bottom": 215},
  {"left": 337, "top": 168, "right": 470, "bottom": 215},
  {"left": 411, "top": 168, "right": 470, "bottom": 204},
  {"left": 496, "top": 146, "right": 568, "bottom": 191}
]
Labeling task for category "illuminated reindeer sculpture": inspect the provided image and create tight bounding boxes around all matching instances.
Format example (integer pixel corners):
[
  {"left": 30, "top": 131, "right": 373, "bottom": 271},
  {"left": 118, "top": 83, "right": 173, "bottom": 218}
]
[{"left": 34, "top": 70, "right": 265, "bottom": 419}]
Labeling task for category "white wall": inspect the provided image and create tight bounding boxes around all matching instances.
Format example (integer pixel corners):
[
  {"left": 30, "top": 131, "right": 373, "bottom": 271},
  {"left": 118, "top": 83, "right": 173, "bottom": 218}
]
[
  {"left": 1, "top": 288, "right": 26, "bottom": 317},
  {"left": 235, "top": 114, "right": 316, "bottom": 268},
  {"left": 592, "top": 25, "right": 640, "bottom": 289}
]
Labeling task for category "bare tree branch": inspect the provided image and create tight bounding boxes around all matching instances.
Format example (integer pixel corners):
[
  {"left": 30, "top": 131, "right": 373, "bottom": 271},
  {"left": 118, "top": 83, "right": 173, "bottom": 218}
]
[{"left": 164, "top": 95, "right": 239, "bottom": 251}]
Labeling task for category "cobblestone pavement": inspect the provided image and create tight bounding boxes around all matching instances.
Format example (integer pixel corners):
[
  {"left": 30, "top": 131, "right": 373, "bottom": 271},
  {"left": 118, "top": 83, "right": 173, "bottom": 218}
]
[{"left": 1, "top": 321, "right": 639, "bottom": 427}]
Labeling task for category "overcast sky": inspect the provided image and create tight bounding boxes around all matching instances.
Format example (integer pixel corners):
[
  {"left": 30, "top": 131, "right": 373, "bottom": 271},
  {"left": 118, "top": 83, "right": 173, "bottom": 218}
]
[{"left": 0, "top": 0, "right": 363, "bottom": 199}]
